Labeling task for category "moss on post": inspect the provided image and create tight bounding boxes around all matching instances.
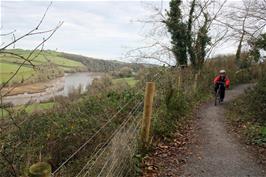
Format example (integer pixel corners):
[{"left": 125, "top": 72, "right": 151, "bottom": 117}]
[{"left": 28, "top": 162, "right": 51, "bottom": 177}]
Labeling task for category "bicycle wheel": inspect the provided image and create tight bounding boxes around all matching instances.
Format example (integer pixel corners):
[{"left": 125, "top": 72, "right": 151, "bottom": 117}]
[
  {"left": 214, "top": 92, "right": 218, "bottom": 106},
  {"left": 214, "top": 88, "right": 221, "bottom": 106}
]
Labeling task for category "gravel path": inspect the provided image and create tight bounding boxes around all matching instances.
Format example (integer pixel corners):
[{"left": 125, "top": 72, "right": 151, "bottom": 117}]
[{"left": 182, "top": 84, "right": 266, "bottom": 177}]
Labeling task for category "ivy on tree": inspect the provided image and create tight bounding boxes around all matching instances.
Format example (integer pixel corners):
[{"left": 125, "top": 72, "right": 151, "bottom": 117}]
[
  {"left": 164, "top": 0, "right": 188, "bottom": 66},
  {"left": 249, "top": 33, "right": 266, "bottom": 62},
  {"left": 164, "top": 0, "right": 211, "bottom": 69}
]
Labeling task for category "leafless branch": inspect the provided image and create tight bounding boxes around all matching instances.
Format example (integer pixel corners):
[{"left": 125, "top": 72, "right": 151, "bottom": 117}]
[
  {"left": 0, "top": 2, "right": 52, "bottom": 51},
  {"left": 0, "top": 30, "right": 16, "bottom": 37}
]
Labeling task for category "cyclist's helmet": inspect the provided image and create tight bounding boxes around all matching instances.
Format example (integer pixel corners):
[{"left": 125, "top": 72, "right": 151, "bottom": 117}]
[{"left": 219, "top": 69, "right": 226, "bottom": 74}]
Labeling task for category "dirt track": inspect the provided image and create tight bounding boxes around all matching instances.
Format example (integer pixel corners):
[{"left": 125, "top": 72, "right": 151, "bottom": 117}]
[
  {"left": 182, "top": 84, "right": 266, "bottom": 177},
  {"left": 141, "top": 84, "right": 266, "bottom": 177}
]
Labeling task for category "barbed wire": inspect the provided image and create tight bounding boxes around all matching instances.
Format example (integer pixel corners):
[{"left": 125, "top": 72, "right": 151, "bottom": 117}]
[
  {"left": 103, "top": 117, "right": 142, "bottom": 177},
  {"left": 74, "top": 101, "right": 143, "bottom": 177},
  {"left": 108, "top": 118, "right": 141, "bottom": 177},
  {"left": 94, "top": 113, "right": 141, "bottom": 177},
  {"left": 51, "top": 101, "right": 140, "bottom": 175}
]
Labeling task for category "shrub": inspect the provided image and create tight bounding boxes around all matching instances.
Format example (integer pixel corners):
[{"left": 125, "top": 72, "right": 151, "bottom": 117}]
[
  {"left": 227, "top": 76, "right": 266, "bottom": 145},
  {"left": 112, "top": 66, "right": 133, "bottom": 78},
  {"left": 0, "top": 89, "right": 143, "bottom": 176},
  {"left": 153, "top": 90, "right": 190, "bottom": 137},
  {"left": 88, "top": 74, "right": 113, "bottom": 95},
  {"left": 246, "top": 76, "right": 266, "bottom": 123}
]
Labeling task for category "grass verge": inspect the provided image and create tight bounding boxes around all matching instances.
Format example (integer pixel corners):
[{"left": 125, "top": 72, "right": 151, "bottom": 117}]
[
  {"left": 112, "top": 77, "right": 138, "bottom": 87},
  {"left": 226, "top": 77, "right": 266, "bottom": 164}
]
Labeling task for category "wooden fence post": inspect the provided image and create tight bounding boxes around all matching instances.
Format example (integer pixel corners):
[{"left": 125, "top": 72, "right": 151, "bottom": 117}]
[
  {"left": 141, "top": 82, "right": 155, "bottom": 148},
  {"left": 193, "top": 73, "right": 198, "bottom": 93},
  {"left": 28, "top": 162, "right": 51, "bottom": 177},
  {"left": 178, "top": 73, "right": 181, "bottom": 91}
]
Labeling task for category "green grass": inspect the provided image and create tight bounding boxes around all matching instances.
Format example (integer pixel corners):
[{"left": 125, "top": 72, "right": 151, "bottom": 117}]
[
  {"left": 112, "top": 77, "right": 138, "bottom": 87},
  {"left": 0, "top": 62, "right": 35, "bottom": 84},
  {"left": 227, "top": 90, "right": 266, "bottom": 146},
  {"left": 0, "top": 62, "right": 32, "bottom": 73},
  {"left": 0, "top": 109, "right": 8, "bottom": 117},
  {"left": 0, "top": 49, "right": 86, "bottom": 84},
  {"left": 22, "top": 102, "right": 55, "bottom": 113},
  {"left": 1, "top": 49, "right": 85, "bottom": 69},
  {"left": 1, "top": 102, "right": 55, "bottom": 118}
]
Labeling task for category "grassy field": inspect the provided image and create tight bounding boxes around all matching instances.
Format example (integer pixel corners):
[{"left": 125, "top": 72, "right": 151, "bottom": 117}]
[
  {"left": 112, "top": 77, "right": 138, "bottom": 87},
  {"left": 1, "top": 102, "right": 55, "bottom": 117},
  {"left": 2, "top": 49, "right": 85, "bottom": 68},
  {"left": 0, "top": 49, "right": 86, "bottom": 84},
  {"left": 0, "top": 62, "right": 34, "bottom": 83},
  {"left": 22, "top": 102, "right": 55, "bottom": 112}
]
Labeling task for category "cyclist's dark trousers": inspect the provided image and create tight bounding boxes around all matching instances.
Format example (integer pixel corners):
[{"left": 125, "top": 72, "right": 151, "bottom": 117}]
[{"left": 214, "top": 84, "right": 225, "bottom": 100}]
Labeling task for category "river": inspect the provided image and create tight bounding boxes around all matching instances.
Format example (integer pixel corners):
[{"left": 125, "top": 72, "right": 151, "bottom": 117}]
[{"left": 3, "top": 72, "right": 101, "bottom": 106}]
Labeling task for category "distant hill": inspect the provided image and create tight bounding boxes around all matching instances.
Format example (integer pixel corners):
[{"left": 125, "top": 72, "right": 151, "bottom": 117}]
[{"left": 60, "top": 52, "right": 144, "bottom": 72}]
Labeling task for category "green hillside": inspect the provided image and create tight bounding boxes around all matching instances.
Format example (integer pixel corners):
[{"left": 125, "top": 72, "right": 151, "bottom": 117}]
[
  {"left": 0, "top": 49, "right": 87, "bottom": 84},
  {"left": 60, "top": 52, "right": 144, "bottom": 72},
  {"left": 2, "top": 49, "right": 85, "bottom": 69}
]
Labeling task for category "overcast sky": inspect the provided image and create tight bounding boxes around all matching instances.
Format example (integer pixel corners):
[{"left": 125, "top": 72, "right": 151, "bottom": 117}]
[{"left": 1, "top": 0, "right": 239, "bottom": 62}]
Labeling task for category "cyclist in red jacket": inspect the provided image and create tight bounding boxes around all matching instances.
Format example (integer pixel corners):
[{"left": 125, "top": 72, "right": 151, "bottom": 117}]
[{"left": 213, "top": 70, "right": 230, "bottom": 102}]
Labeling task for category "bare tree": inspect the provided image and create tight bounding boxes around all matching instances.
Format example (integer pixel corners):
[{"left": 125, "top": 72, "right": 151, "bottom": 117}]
[
  {"left": 125, "top": 0, "right": 228, "bottom": 69},
  {"left": 0, "top": 3, "right": 63, "bottom": 175},
  {"left": 124, "top": 1, "right": 174, "bottom": 66},
  {"left": 216, "top": 0, "right": 266, "bottom": 66}
]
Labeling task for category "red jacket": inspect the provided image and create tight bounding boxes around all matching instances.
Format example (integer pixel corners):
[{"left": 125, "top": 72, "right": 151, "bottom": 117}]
[{"left": 213, "top": 75, "right": 230, "bottom": 88}]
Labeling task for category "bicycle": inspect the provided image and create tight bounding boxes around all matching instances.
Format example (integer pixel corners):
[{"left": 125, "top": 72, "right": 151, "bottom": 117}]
[{"left": 214, "top": 82, "right": 225, "bottom": 106}]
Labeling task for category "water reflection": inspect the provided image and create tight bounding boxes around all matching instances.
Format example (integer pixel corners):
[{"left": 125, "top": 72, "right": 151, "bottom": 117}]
[{"left": 3, "top": 72, "right": 100, "bottom": 105}]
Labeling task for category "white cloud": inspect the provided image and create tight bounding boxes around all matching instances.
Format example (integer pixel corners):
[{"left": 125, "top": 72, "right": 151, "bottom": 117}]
[
  {"left": 1, "top": 0, "right": 241, "bottom": 62},
  {"left": 1, "top": 1, "right": 155, "bottom": 60}
]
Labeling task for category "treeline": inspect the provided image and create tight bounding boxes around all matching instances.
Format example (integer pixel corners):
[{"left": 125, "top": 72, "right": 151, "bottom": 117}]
[{"left": 60, "top": 52, "right": 146, "bottom": 73}]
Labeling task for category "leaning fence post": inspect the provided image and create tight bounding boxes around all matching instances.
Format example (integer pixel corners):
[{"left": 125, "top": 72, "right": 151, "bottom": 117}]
[
  {"left": 141, "top": 82, "right": 155, "bottom": 149},
  {"left": 28, "top": 162, "right": 51, "bottom": 177}
]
